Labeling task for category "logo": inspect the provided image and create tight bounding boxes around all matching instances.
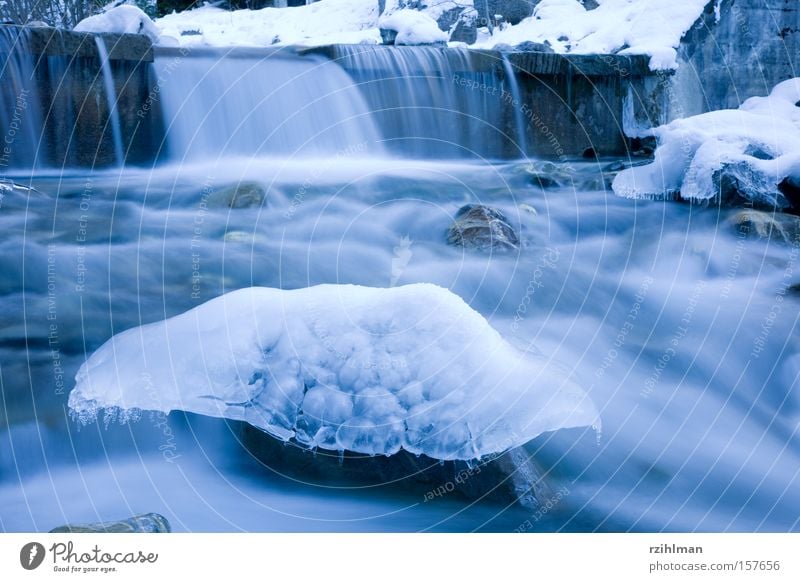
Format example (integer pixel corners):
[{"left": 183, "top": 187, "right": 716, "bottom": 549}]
[{"left": 20, "top": 542, "right": 45, "bottom": 570}]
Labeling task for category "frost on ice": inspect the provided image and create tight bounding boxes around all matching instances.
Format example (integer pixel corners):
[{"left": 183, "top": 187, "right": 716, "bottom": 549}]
[
  {"left": 613, "top": 78, "right": 800, "bottom": 209},
  {"left": 69, "top": 284, "right": 597, "bottom": 461}
]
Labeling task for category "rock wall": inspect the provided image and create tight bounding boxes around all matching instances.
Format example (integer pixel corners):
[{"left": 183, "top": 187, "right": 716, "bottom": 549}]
[
  {"left": 0, "top": 24, "right": 163, "bottom": 169},
  {"left": 676, "top": 0, "right": 800, "bottom": 116}
]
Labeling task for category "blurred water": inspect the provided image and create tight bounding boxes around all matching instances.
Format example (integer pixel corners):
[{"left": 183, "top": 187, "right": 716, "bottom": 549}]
[{"left": 1, "top": 157, "right": 798, "bottom": 531}]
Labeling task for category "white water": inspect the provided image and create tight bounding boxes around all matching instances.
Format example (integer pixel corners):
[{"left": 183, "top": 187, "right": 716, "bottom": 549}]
[
  {"left": 330, "top": 45, "right": 521, "bottom": 158},
  {"left": 0, "top": 45, "right": 798, "bottom": 532},
  {"left": 94, "top": 37, "right": 125, "bottom": 168},
  {"left": 155, "top": 48, "right": 384, "bottom": 161}
]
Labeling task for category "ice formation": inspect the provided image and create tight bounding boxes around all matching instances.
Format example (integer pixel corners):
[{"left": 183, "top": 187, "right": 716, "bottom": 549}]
[
  {"left": 613, "top": 78, "right": 800, "bottom": 208},
  {"left": 69, "top": 284, "right": 597, "bottom": 460}
]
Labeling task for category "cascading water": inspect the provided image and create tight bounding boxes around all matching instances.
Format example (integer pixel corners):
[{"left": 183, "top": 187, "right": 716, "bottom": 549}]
[
  {"left": 0, "top": 26, "right": 45, "bottom": 172},
  {"left": 500, "top": 54, "right": 528, "bottom": 157},
  {"left": 94, "top": 37, "right": 125, "bottom": 168},
  {"left": 331, "top": 44, "right": 524, "bottom": 159},
  {"left": 154, "top": 47, "right": 384, "bottom": 161}
]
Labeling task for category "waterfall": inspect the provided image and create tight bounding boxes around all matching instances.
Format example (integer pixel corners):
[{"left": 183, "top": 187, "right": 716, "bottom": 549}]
[
  {"left": 500, "top": 53, "right": 528, "bottom": 157},
  {"left": 154, "top": 47, "right": 384, "bottom": 161},
  {"left": 0, "top": 26, "right": 45, "bottom": 172},
  {"left": 331, "top": 45, "right": 522, "bottom": 159},
  {"left": 94, "top": 37, "right": 125, "bottom": 167}
]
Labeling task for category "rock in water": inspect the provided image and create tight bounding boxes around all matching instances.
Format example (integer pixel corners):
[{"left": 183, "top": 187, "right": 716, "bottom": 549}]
[
  {"left": 725, "top": 209, "right": 800, "bottom": 244},
  {"left": 49, "top": 513, "right": 171, "bottom": 533},
  {"left": 207, "top": 181, "right": 267, "bottom": 209},
  {"left": 240, "top": 423, "right": 551, "bottom": 509},
  {"left": 446, "top": 204, "right": 520, "bottom": 251}
]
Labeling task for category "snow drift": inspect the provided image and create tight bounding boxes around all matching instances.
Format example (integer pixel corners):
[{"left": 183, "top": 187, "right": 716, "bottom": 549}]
[
  {"left": 613, "top": 78, "right": 800, "bottom": 209},
  {"left": 75, "top": 5, "right": 162, "bottom": 43},
  {"left": 69, "top": 284, "right": 597, "bottom": 460}
]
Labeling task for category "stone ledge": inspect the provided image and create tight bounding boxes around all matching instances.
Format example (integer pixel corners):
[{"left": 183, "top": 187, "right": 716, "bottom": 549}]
[{"left": 0, "top": 24, "right": 153, "bottom": 62}]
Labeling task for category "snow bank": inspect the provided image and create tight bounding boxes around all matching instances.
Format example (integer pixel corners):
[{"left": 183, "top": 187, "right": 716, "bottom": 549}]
[
  {"left": 379, "top": 9, "right": 448, "bottom": 45},
  {"left": 74, "top": 5, "right": 161, "bottom": 44},
  {"left": 157, "top": 0, "right": 381, "bottom": 48},
  {"left": 475, "top": 0, "right": 710, "bottom": 70},
  {"left": 613, "top": 78, "right": 800, "bottom": 208},
  {"left": 69, "top": 284, "right": 597, "bottom": 460}
]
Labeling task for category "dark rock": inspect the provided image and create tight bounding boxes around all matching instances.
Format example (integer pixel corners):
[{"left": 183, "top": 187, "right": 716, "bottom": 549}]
[
  {"left": 446, "top": 204, "right": 520, "bottom": 251},
  {"left": 713, "top": 161, "right": 790, "bottom": 210},
  {"left": 449, "top": 11, "right": 478, "bottom": 44},
  {"left": 379, "top": 28, "right": 397, "bottom": 45},
  {"left": 240, "top": 423, "right": 549, "bottom": 509},
  {"left": 50, "top": 513, "right": 171, "bottom": 533},
  {"left": 207, "top": 181, "right": 267, "bottom": 209},
  {"left": 726, "top": 209, "right": 800, "bottom": 244},
  {"left": 514, "top": 40, "right": 553, "bottom": 53},
  {"left": 476, "top": 0, "right": 538, "bottom": 26},
  {"left": 524, "top": 160, "right": 575, "bottom": 189}
]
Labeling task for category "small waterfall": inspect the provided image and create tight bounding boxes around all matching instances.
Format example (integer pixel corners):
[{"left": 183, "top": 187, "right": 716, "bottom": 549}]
[
  {"left": 0, "top": 26, "right": 45, "bottom": 172},
  {"left": 155, "top": 48, "right": 384, "bottom": 161},
  {"left": 94, "top": 37, "right": 125, "bottom": 167},
  {"left": 331, "top": 45, "right": 522, "bottom": 159},
  {"left": 500, "top": 54, "right": 527, "bottom": 157}
]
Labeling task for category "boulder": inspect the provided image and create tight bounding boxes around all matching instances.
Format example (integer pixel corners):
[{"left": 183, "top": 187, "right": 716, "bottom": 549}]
[
  {"left": 725, "top": 209, "right": 800, "bottom": 245},
  {"left": 475, "top": 0, "right": 537, "bottom": 26},
  {"left": 712, "top": 161, "right": 791, "bottom": 210},
  {"left": 524, "top": 160, "right": 575, "bottom": 189},
  {"left": 49, "top": 513, "right": 171, "bottom": 533},
  {"left": 446, "top": 204, "right": 520, "bottom": 251},
  {"left": 449, "top": 10, "right": 478, "bottom": 44},
  {"left": 514, "top": 40, "right": 554, "bottom": 53},
  {"left": 240, "top": 422, "right": 550, "bottom": 509},
  {"left": 206, "top": 181, "right": 267, "bottom": 209}
]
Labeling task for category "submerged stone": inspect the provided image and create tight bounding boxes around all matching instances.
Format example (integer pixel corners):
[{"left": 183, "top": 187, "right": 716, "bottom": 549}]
[
  {"left": 446, "top": 204, "right": 520, "bottom": 251},
  {"left": 49, "top": 513, "right": 171, "bottom": 533},
  {"left": 207, "top": 181, "right": 267, "bottom": 209},
  {"left": 240, "top": 423, "right": 550, "bottom": 509},
  {"left": 725, "top": 209, "right": 800, "bottom": 244}
]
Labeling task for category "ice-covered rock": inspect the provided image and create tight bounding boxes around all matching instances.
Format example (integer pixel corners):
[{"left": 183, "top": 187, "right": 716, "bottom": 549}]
[
  {"left": 69, "top": 284, "right": 596, "bottom": 461},
  {"left": 206, "top": 181, "right": 267, "bottom": 209},
  {"left": 446, "top": 204, "right": 520, "bottom": 252},
  {"left": 378, "top": 9, "right": 448, "bottom": 45},
  {"left": 613, "top": 78, "right": 800, "bottom": 210},
  {"left": 74, "top": 5, "right": 161, "bottom": 44}
]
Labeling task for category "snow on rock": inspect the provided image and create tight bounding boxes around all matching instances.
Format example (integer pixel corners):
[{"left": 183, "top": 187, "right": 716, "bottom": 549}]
[
  {"left": 157, "top": 0, "right": 381, "bottom": 48},
  {"left": 613, "top": 78, "right": 800, "bottom": 209},
  {"left": 379, "top": 9, "right": 448, "bottom": 45},
  {"left": 475, "top": 0, "right": 710, "bottom": 70},
  {"left": 69, "top": 284, "right": 597, "bottom": 461},
  {"left": 74, "top": 5, "right": 161, "bottom": 44}
]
